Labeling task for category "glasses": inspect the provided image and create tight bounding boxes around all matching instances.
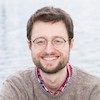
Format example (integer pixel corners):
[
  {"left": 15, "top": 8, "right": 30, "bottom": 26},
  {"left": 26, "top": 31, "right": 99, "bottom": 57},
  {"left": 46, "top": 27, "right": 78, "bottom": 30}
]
[{"left": 30, "top": 37, "right": 70, "bottom": 49}]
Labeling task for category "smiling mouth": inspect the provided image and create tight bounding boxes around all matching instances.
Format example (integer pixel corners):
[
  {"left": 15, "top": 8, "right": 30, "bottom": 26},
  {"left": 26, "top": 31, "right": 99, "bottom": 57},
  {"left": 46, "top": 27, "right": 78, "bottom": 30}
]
[
  {"left": 40, "top": 57, "right": 59, "bottom": 66},
  {"left": 43, "top": 57, "right": 59, "bottom": 61}
]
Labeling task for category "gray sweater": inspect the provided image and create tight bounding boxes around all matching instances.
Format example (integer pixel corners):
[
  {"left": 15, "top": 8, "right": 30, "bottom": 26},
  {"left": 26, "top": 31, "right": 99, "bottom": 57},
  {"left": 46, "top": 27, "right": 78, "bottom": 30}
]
[{"left": 0, "top": 67, "right": 100, "bottom": 100}]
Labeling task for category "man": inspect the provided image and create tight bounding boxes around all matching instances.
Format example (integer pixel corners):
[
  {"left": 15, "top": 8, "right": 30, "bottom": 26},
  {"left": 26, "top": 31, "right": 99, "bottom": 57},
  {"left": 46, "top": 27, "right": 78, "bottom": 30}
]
[{"left": 0, "top": 6, "right": 100, "bottom": 100}]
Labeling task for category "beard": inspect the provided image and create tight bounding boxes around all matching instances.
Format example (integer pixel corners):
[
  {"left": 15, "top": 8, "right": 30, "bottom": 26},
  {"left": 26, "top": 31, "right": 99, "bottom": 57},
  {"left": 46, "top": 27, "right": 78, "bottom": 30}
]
[{"left": 32, "top": 52, "right": 70, "bottom": 74}]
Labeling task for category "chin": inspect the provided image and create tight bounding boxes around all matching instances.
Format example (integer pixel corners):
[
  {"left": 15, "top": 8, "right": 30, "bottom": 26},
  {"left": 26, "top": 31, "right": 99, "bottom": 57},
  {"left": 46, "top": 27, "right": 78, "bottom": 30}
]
[{"left": 40, "top": 63, "right": 66, "bottom": 74}]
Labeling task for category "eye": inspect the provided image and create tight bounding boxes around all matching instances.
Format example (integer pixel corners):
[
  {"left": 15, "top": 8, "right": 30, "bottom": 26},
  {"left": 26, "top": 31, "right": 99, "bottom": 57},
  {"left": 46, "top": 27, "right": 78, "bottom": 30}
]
[
  {"left": 53, "top": 38, "right": 64, "bottom": 45},
  {"left": 34, "top": 38, "right": 46, "bottom": 46}
]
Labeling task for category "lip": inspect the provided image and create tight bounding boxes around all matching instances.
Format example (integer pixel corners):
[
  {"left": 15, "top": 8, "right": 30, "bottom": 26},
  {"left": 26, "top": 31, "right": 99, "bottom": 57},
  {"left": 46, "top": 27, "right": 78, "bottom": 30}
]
[
  {"left": 40, "top": 56, "right": 60, "bottom": 64},
  {"left": 43, "top": 57, "right": 58, "bottom": 61}
]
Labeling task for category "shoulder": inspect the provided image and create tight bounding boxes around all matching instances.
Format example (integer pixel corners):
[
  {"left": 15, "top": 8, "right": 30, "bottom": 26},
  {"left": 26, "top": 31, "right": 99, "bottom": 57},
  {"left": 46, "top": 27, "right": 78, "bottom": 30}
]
[
  {"left": 1, "top": 67, "right": 36, "bottom": 90},
  {"left": 6, "top": 67, "right": 35, "bottom": 83},
  {"left": 0, "top": 67, "right": 36, "bottom": 99},
  {"left": 74, "top": 66, "right": 100, "bottom": 84},
  {"left": 72, "top": 66, "right": 100, "bottom": 99}
]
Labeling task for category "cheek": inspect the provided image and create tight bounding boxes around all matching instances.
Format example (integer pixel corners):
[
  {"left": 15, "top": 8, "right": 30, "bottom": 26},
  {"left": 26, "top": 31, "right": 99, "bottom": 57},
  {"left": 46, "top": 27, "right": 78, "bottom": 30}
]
[
  {"left": 31, "top": 49, "right": 38, "bottom": 57},
  {"left": 61, "top": 46, "right": 70, "bottom": 53},
  {"left": 61, "top": 48, "right": 70, "bottom": 58},
  {"left": 31, "top": 48, "right": 42, "bottom": 58}
]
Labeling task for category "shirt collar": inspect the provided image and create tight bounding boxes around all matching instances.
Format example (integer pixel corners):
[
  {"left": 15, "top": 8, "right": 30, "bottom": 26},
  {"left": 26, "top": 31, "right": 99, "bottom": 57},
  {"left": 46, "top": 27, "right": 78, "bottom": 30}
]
[{"left": 35, "top": 63, "right": 72, "bottom": 96}]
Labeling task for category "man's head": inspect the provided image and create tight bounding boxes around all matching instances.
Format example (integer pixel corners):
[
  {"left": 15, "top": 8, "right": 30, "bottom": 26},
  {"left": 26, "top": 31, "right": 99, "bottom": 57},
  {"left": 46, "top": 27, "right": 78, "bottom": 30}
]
[
  {"left": 27, "top": 6, "right": 74, "bottom": 42},
  {"left": 27, "top": 6, "right": 74, "bottom": 74}
]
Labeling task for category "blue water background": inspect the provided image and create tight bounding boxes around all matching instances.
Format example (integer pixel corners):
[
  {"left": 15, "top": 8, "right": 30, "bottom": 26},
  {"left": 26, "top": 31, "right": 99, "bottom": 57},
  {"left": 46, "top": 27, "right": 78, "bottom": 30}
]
[{"left": 0, "top": 0, "right": 100, "bottom": 84}]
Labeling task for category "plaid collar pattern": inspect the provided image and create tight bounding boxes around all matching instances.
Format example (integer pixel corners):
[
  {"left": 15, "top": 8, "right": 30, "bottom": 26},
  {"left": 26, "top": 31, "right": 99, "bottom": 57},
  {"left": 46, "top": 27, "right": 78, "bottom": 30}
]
[{"left": 35, "top": 63, "right": 72, "bottom": 96}]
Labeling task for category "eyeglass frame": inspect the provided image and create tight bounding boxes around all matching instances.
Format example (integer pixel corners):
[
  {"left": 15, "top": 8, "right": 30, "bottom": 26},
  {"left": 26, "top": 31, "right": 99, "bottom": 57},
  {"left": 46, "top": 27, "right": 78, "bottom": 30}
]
[{"left": 29, "top": 36, "right": 71, "bottom": 49}]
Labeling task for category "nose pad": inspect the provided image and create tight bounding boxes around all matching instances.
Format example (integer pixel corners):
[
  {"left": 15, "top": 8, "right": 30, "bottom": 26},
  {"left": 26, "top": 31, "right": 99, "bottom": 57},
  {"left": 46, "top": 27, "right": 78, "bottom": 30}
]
[{"left": 44, "top": 42, "right": 55, "bottom": 54}]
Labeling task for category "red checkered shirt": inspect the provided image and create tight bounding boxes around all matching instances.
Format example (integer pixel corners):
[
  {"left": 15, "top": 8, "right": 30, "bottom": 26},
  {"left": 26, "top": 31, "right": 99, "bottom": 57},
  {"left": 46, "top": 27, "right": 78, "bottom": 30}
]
[{"left": 35, "top": 63, "right": 72, "bottom": 96}]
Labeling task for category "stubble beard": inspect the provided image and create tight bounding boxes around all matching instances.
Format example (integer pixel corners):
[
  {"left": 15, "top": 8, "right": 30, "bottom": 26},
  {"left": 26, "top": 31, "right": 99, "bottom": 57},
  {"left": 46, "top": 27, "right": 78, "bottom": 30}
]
[{"left": 32, "top": 54, "right": 70, "bottom": 74}]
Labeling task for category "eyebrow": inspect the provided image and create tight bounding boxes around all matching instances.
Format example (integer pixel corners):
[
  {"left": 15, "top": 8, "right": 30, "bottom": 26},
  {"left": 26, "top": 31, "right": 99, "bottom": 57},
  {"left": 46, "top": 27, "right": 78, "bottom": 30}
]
[
  {"left": 32, "top": 36, "right": 46, "bottom": 41},
  {"left": 32, "top": 35, "right": 67, "bottom": 41}
]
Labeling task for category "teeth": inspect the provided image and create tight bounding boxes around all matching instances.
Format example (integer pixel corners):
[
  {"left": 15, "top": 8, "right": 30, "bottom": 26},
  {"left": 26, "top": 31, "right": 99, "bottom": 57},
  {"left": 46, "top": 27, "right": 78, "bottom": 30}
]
[{"left": 43, "top": 57, "right": 57, "bottom": 60}]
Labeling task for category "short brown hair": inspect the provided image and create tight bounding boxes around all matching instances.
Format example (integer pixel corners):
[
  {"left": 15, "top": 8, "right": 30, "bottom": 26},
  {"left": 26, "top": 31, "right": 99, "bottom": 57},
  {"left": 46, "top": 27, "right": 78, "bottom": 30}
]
[{"left": 27, "top": 6, "right": 74, "bottom": 41}]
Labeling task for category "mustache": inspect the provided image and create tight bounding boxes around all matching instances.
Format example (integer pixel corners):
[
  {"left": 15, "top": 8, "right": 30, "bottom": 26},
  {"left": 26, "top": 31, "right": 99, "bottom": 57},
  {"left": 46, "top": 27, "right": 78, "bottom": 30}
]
[{"left": 41, "top": 52, "right": 58, "bottom": 57}]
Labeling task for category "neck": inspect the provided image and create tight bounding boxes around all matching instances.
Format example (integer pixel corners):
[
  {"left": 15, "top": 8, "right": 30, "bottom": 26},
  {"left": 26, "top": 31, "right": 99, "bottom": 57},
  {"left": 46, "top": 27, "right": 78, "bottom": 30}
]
[{"left": 39, "top": 66, "right": 67, "bottom": 92}]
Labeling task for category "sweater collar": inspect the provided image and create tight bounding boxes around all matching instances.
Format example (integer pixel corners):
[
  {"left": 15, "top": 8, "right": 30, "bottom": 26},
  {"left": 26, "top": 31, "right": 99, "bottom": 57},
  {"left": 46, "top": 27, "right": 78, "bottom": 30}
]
[{"left": 35, "top": 63, "right": 72, "bottom": 96}]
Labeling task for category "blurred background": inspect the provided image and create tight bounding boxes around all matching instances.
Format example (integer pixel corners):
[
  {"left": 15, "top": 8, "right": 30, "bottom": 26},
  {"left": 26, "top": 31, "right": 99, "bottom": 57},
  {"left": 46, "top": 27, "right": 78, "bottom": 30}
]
[{"left": 0, "top": 0, "right": 100, "bottom": 84}]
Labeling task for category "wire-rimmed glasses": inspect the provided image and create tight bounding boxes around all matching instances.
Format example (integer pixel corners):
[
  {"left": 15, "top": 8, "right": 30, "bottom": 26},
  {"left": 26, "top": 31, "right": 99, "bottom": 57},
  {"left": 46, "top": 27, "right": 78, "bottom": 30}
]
[{"left": 30, "top": 37, "right": 70, "bottom": 50}]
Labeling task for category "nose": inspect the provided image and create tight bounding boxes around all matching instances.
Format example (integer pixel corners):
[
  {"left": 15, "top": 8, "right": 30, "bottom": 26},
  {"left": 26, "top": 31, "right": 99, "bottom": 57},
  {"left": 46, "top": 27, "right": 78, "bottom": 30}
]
[{"left": 44, "top": 42, "right": 55, "bottom": 54}]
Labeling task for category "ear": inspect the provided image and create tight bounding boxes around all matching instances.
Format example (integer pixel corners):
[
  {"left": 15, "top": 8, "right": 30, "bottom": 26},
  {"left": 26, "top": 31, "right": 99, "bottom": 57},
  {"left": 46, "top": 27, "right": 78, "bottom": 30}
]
[
  {"left": 27, "top": 41, "right": 32, "bottom": 50},
  {"left": 70, "top": 38, "right": 74, "bottom": 49}
]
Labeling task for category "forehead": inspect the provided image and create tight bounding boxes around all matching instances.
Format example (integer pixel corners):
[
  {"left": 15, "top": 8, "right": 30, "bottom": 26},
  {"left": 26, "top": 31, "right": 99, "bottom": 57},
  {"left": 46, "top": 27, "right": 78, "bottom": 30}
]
[{"left": 31, "top": 21, "right": 68, "bottom": 39}]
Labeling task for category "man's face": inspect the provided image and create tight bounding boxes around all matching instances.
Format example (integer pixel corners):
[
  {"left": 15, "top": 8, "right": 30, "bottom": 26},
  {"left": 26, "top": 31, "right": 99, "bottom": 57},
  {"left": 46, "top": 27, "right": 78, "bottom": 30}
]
[{"left": 29, "top": 21, "right": 74, "bottom": 74}]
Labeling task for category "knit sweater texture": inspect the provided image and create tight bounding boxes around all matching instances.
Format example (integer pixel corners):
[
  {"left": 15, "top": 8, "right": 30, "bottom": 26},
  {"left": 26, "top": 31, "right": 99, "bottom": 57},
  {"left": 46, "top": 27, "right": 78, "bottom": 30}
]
[{"left": 0, "top": 66, "right": 100, "bottom": 100}]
